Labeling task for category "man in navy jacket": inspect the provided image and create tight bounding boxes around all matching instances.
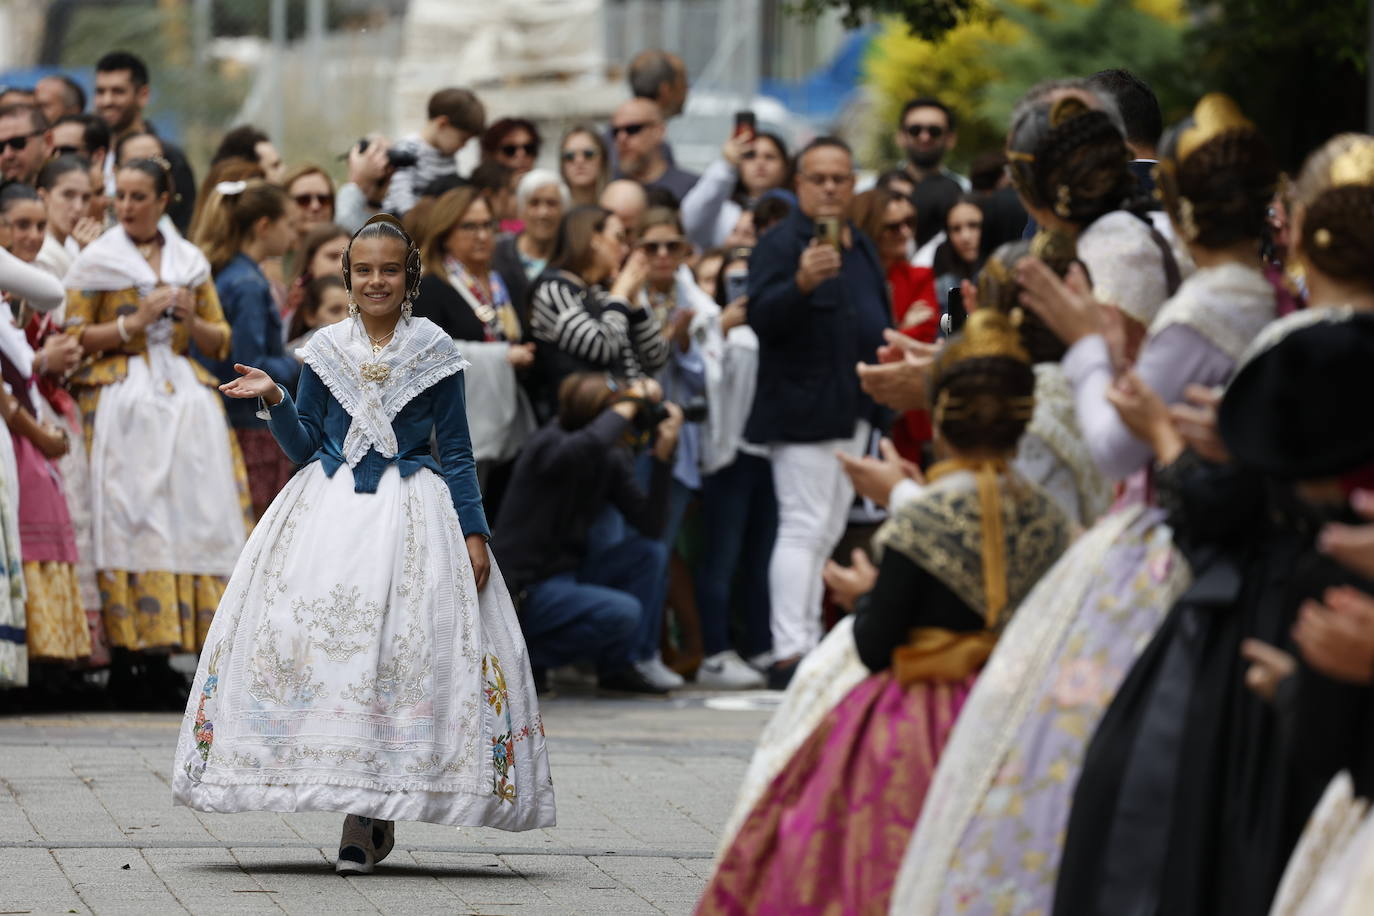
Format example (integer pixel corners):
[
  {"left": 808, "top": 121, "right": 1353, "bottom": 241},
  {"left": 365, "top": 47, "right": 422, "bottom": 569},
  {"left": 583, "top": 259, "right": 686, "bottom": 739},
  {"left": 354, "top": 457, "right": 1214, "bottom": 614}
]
[{"left": 745, "top": 136, "right": 891, "bottom": 687}]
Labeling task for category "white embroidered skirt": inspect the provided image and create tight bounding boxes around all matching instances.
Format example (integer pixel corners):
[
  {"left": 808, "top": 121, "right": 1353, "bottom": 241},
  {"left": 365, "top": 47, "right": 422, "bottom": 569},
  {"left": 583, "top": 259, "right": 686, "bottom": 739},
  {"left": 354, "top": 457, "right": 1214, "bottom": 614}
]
[{"left": 171, "top": 462, "right": 555, "bottom": 830}]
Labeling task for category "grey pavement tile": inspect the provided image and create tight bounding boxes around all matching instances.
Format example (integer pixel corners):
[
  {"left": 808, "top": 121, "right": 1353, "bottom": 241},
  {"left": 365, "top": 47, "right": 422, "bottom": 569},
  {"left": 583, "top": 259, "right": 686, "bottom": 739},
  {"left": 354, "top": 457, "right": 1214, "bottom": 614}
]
[
  {"left": 142, "top": 847, "right": 282, "bottom": 915},
  {"left": 51, "top": 847, "right": 189, "bottom": 914},
  {"left": 336, "top": 849, "right": 465, "bottom": 915},
  {"left": 497, "top": 854, "right": 663, "bottom": 916},
  {"left": 224, "top": 846, "right": 379, "bottom": 914},
  {"left": 0, "top": 847, "right": 89, "bottom": 914}
]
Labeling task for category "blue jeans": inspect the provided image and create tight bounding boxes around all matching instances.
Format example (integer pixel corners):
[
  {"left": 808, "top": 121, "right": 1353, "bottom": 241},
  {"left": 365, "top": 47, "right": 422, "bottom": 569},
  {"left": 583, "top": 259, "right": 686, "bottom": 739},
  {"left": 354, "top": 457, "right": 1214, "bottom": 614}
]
[
  {"left": 695, "top": 453, "right": 776, "bottom": 658},
  {"left": 520, "top": 528, "right": 668, "bottom": 673}
]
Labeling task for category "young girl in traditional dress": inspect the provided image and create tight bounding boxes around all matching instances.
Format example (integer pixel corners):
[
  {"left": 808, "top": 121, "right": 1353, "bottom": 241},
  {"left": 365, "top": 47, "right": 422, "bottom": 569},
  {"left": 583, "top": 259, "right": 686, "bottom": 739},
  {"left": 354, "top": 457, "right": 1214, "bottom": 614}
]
[
  {"left": 699, "top": 310, "right": 1071, "bottom": 914},
  {"left": 171, "top": 214, "right": 554, "bottom": 874}
]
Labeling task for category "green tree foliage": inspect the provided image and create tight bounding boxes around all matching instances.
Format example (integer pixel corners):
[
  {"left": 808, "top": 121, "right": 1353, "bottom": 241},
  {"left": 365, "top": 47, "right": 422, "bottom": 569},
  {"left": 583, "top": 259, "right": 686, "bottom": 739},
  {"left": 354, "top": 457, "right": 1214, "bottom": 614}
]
[{"left": 791, "top": 0, "right": 979, "bottom": 39}]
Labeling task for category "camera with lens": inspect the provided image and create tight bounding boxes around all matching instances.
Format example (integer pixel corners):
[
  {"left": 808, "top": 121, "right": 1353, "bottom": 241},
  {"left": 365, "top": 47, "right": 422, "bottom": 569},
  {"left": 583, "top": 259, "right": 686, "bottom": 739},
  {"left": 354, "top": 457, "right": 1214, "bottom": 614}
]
[
  {"left": 356, "top": 138, "right": 419, "bottom": 170},
  {"left": 632, "top": 396, "right": 709, "bottom": 435}
]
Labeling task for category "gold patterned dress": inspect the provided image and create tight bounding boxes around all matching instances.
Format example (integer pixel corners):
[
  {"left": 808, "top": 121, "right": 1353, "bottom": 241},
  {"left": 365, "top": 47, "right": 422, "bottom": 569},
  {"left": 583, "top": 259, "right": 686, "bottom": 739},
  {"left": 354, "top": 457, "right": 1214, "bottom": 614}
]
[{"left": 63, "top": 228, "right": 250, "bottom": 653}]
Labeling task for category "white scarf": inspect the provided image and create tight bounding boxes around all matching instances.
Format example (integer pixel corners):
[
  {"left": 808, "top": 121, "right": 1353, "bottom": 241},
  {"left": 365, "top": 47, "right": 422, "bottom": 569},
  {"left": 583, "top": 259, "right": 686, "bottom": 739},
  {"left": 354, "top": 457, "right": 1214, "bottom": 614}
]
[
  {"left": 63, "top": 225, "right": 212, "bottom": 391},
  {"left": 298, "top": 316, "right": 468, "bottom": 467}
]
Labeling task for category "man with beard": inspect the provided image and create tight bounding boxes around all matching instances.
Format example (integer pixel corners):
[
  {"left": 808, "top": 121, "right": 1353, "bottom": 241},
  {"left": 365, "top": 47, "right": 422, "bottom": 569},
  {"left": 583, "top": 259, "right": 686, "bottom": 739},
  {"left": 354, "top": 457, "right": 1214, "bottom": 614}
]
[
  {"left": 93, "top": 51, "right": 195, "bottom": 232},
  {"left": 0, "top": 104, "right": 50, "bottom": 184},
  {"left": 897, "top": 97, "right": 969, "bottom": 248},
  {"left": 610, "top": 98, "right": 698, "bottom": 203}
]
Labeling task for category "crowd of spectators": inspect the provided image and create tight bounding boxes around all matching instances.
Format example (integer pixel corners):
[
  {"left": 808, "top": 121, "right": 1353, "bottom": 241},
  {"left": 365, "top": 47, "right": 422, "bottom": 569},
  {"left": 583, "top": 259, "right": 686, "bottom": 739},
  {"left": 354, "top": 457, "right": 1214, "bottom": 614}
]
[{"left": 0, "top": 45, "right": 1032, "bottom": 706}]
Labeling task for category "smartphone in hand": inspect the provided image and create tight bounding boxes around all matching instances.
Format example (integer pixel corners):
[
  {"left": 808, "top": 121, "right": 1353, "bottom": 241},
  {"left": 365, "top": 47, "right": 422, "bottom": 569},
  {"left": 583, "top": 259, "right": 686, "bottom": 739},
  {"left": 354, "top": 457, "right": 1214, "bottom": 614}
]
[
  {"left": 814, "top": 217, "right": 842, "bottom": 253},
  {"left": 733, "top": 111, "right": 756, "bottom": 141},
  {"left": 941, "top": 286, "right": 968, "bottom": 337}
]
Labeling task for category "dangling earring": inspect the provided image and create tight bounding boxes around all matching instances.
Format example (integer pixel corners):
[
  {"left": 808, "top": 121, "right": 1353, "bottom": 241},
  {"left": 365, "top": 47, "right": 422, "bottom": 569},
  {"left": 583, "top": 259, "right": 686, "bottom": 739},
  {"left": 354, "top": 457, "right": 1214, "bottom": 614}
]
[
  {"left": 347, "top": 294, "right": 359, "bottom": 317},
  {"left": 1054, "top": 184, "right": 1073, "bottom": 219},
  {"left": 401, "top": 297, "right": 413, "bottom": 321}
]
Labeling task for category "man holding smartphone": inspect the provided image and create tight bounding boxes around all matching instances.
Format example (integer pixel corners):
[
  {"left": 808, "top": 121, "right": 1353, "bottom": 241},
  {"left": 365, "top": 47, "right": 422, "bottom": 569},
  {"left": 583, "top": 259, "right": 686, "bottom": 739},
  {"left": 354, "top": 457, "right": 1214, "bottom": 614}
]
[{"left": 744, "top": 136, "right": 891, "bottom": 688}]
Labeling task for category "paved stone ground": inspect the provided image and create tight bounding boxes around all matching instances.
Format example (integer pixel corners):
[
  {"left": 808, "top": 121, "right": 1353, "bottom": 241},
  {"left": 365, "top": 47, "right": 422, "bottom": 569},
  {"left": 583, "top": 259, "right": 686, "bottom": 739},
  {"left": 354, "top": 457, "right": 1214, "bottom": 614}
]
[{"left": 0, "top": 687, "right": 776, "bottom": 915}]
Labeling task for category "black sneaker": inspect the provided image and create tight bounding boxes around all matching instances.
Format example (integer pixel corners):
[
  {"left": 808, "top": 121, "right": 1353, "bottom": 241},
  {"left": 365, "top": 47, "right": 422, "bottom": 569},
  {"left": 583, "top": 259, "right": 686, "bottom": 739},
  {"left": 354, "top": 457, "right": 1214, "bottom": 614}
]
[
  {"left": 597, "top": 667, "right": 671, "bottom": 696},
  {"left": 768, "top": 657, "right": 801, "bottom": 691}
]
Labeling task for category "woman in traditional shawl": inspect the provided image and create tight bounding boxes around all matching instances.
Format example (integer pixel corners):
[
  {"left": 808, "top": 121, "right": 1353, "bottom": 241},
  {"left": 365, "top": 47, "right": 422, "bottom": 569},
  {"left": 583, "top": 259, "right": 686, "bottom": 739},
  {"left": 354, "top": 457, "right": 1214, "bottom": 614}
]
[
  {"left": 171, "top": 214, "right": 554, "bottom": 874},
  {"left": 697, "top": 310, "right": 1071, "bottom": 914}
]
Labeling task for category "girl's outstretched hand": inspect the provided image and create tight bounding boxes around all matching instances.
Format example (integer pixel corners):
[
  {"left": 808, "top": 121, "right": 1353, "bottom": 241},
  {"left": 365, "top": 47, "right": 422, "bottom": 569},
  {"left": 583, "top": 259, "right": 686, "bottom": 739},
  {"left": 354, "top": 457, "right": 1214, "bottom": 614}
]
[{"left": 220, "top": 364, "right": 280, "bottom": 402}]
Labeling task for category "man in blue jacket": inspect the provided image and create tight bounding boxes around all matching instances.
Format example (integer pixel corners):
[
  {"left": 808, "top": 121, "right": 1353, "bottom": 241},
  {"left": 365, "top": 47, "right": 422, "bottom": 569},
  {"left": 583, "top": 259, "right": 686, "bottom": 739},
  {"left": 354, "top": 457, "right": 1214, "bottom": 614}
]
[{"left": 745, "top": 136, "right": 891, "bottom": 688}]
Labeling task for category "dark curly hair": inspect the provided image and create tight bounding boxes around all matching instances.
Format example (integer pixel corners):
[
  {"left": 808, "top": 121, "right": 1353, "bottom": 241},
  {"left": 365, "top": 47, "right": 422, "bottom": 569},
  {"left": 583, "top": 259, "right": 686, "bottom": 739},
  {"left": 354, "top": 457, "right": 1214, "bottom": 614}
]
[
  {"left": 930, "top": 311, "right": 1036, "bottom": 454},
  {"left": 1294, "top": 134, "right": 1374, "bottom": 292},
  {"left": 1157, "top": 97, "right": 1277, "bottom": 250},
  {"left": 975, "top": 233, "right": 1078, "bottom": 364},
  {"left": 1007, "top": 88, "right": 1139, "bottom": 228}
]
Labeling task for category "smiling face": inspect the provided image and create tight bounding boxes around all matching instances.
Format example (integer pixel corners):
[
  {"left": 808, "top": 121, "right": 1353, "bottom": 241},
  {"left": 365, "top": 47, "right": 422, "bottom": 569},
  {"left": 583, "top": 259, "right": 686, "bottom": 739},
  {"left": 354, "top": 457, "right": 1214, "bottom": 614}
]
[
  {"left": 443, "top": 196, "right": 496, "bottom": 271},
  {"left": 0, "top": 111, "right": 48, "bottom": 183},
  {"left": 1, "top": 198, "right": 47, "bottom": 262},
  {"left": 94, "top": 68, "right": 147, "bottom": 135},
  {"left": 522, "top": 183, "right": 563, "bottom": 244},
  {"left": 289, "top": 171, "right": 334, "bottom": 237},
  {"left": 114, "top": 168, "right": 167, "bottom": 240},
  {"left": 347, "top": 236, "right": 409, "bottom": 317},
  {"left": 39, "top": 168, "right": 93, "bottom": 239},
  {"left": 495, "top": 128, "right": 537, "bottom": 176}
]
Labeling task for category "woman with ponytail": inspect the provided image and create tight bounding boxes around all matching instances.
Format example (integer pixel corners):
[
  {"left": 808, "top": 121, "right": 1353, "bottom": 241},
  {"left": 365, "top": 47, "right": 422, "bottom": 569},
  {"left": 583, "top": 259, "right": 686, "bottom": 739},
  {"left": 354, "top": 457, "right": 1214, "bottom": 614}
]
[{"left": 196, "top": 179, "right": 300, "bottom": 519}]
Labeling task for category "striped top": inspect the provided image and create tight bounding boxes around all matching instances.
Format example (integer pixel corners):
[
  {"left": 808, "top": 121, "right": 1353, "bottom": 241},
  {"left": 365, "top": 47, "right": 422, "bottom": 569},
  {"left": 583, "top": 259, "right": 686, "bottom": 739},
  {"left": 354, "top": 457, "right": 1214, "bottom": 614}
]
[
  {"left": 529, "top": 273, "right": 669, "bottom": 381},
  {"left": 381, "top": 135, "right": 457, "bottom": 217}
]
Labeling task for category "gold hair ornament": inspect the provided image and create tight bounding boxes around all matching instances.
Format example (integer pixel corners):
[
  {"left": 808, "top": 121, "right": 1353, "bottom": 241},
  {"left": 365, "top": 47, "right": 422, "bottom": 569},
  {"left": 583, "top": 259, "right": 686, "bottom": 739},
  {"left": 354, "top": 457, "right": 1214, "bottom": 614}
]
[
  {"left": 1175, "top": 93, "right": 1255, "bottom": 164},
  {"left": 1054, "top": 184, "right": 1073, "bottom": 219},
  {"left": 1329, "top": 139, "right": 1374, "bottom": 188},
  {"left": 939, "top": 309, "right": 1032, "bottom": 367},
  {"left": 1177, "top": 197, "right": 1199, "bottom": 242}
]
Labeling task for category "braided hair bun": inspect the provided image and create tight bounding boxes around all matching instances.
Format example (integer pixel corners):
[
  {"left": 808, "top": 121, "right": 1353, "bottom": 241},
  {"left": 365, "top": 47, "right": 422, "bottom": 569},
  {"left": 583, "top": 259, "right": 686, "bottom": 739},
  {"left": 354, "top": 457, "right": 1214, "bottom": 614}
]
[
  {"left": 1293, "top": 134, "right": 1374, "bottom": 292},
  {"left": 1157, "top": 94, "right": 1277, "bottom": 250},
  {"left": 975, "top": 231, "right": 1078, "bottom": 364},
  {"left": 1007, "top": 89, "right": 1136, "bottom": 227},
  {"left": 930, "top": 311, "right": 1036, "bottom": 454}
]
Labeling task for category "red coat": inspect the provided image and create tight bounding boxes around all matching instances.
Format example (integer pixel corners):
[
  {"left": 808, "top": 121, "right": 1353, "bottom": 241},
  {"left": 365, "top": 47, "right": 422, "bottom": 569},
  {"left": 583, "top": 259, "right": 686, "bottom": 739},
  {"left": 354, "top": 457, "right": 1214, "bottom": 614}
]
[{"left": 886, "top": 261, "right": 938, "bottom": 462}]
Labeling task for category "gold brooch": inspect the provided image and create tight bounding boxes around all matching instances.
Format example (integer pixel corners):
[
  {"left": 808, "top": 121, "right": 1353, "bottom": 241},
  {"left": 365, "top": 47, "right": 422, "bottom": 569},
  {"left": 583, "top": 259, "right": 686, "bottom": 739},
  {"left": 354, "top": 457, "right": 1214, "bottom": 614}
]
[{"left": 360, "top": 362, "right": 390, "bottom": 384}]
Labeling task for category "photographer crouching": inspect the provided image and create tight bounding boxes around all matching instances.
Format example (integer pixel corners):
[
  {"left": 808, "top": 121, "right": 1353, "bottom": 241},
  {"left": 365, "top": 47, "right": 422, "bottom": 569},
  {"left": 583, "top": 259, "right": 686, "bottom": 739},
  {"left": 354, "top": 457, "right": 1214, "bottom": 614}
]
[{"left": 492, "top": 373, "right": 685, "bottom": 695}]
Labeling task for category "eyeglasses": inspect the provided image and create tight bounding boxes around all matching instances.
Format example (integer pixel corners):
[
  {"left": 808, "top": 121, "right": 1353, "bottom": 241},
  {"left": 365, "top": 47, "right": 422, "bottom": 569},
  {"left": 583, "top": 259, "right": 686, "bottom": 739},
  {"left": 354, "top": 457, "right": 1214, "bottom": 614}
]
[
  {"left": 799, "top": 172, "right": 854, "bottom": 188},
  {"left": 638, "top": 238, "right": 686, "bottom": 256},
  {"left": 881, "top": 218, "right": 916, "bottom": 235},
  {"left": 905, "top": 124, "right": 946, "bottom": 140},
  {"left": 456, "top": 219, "right": 499, "bottom": 235},
  {"left": 500, "top": 143, "right": 537, "bottom": 158},
  {"left": 293, "top": 192, "right": 332, "bottom": 208},
  {"left": 611, "top": 122, "right": 656, "bottom": 138},
  {"left": 0, "top": 131, "right": 41, "bottom": 154},
  {"left": 562, "top": 148, "right": 599, "bottom": 163},
  {"left": 51, "top": 145, "right": 85, "bottom": 158}
]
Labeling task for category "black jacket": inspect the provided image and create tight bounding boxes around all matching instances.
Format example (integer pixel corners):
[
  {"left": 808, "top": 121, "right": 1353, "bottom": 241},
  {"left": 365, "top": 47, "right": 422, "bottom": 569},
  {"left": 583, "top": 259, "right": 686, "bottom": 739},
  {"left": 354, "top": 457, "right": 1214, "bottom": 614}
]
[
  {"left": 744, "top": 207, "right": 891, "bottom": 444},
  {"left": 493, "top": 234, "right": 534, "bottom": 322}
]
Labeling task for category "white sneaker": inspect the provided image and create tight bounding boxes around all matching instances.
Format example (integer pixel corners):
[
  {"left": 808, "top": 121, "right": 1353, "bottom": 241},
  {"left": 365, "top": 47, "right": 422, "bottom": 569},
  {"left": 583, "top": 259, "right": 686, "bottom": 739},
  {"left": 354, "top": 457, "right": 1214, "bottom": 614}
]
[
  {"left": 696, "top": 651, "right": 767, "bottom": 689},
  {"left": 746, "top": 651, "right": 775, "bottom": 673},
  {"left": 634, "top": 656, "right": 685, "bottom": 690}
]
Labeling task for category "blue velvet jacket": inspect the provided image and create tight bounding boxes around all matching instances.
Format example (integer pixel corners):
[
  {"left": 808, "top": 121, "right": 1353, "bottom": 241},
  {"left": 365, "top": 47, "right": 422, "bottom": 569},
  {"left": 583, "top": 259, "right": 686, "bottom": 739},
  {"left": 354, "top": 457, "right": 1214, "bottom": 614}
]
[{"left": 263, "top": 363, "right": 490, "bottom": 539}]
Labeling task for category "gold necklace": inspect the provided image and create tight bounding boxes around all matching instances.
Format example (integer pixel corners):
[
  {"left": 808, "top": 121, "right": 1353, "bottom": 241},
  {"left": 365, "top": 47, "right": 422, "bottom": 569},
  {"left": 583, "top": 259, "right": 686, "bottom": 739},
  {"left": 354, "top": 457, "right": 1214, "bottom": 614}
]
[
  {"left": 360, "top": 327, "right": 396, "bottom": 384},
  {"left": 367, "top": 330, "right": 394, "bottom": 356}
]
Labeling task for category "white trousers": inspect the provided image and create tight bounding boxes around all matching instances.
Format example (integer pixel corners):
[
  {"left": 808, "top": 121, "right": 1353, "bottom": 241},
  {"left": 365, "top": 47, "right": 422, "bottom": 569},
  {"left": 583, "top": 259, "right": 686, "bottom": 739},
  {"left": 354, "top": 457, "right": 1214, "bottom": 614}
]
[{"left": 767, "top": 422, "right": 869, "bottom": 661}]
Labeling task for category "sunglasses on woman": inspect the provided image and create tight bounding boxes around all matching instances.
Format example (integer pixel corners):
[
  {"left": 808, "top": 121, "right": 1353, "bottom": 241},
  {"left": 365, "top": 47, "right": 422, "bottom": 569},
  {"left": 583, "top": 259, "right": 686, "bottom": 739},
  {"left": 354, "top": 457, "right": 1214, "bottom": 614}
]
[
  {"left": 293, "top": 193, "right": 332, "bottom": 208},
  {"left": 562, "top": 148, "right": 598, "bottom": 163},
  {"left": 501, "top": 143, "right": 537, "bottom": 158},
  {"left": 639, "top": 238, "right": 686, "bottom": 256}
]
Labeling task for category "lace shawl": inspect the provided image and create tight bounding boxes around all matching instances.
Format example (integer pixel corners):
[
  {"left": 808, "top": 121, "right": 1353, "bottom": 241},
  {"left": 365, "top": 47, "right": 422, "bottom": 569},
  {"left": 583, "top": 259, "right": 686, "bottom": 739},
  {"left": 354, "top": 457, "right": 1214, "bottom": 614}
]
[
  {"left": 1149, "top": 262, "right": 1279, "bottom": 364},
  {"left": 875, "top": 468, "right": 1071, "bottom": 631},
  {"left": 298, "top": 316, "right": 469, "bottom": 467}
]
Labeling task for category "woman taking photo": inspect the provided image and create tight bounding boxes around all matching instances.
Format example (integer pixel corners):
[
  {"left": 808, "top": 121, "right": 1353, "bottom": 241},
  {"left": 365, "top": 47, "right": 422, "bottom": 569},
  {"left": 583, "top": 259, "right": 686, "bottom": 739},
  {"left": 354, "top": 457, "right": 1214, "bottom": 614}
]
[
  {"left": 528, "top": 205, "right": 665, "bottom": 416},
  {"left": 63, "top": 158, "right": 248, "bottom": 704},
  {"left": 172, "top": 214, "right": 554, "bottom": 874},
  {"left": 35, "top": 156, "right": 102, "bottom": 281},
  {"left": 413, "top": 185, "right": 536, "bottom": 511},
  {"left": 559, "top": 126, "right": 609, "bottom": 207},
  {"left": 197, "top": 179, "right": 302, "bottom": 519},
  {"left": 682, "top": 131, "right": 790, "bottom": 251}
]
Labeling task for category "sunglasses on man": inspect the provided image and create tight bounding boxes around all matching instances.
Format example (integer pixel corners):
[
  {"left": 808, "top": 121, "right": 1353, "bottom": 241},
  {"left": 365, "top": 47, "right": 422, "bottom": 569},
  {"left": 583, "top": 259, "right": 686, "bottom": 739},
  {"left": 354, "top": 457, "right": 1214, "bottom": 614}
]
[
  {"left": 904, "top": 124, "right": 946, "bottom": 140},
  {"left": 0, "top": 130, "right": 41, "bottom": 154},
  {"left": 501, "top": 143, "right": 537, "bottom": 158},
  {"left": 611, "top": 122, "right": 656, "bottom": 139}
]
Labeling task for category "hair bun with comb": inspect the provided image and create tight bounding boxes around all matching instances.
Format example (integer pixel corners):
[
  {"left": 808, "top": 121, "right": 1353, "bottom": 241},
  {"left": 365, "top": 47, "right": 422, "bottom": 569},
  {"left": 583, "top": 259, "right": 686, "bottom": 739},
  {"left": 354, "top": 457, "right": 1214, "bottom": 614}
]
[{"left": 1049, "top": 95, "right": 1092, "bottom": 128}]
